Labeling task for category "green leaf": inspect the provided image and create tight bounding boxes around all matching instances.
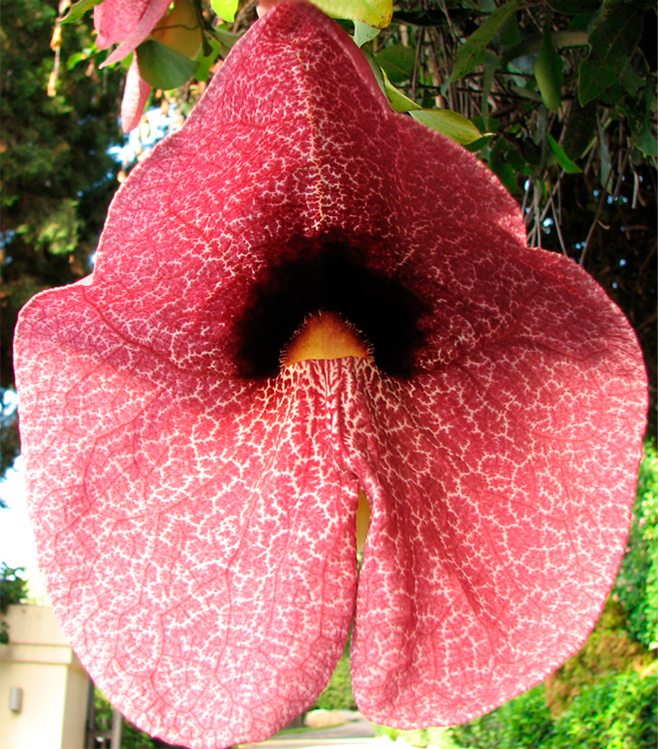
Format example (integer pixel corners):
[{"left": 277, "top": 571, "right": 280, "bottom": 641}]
[
  {"left": 410, "top": 109, "right": 484, "bottom": 145},
  {"left": 208, "top": 26, "right": 243, "bottom": 52},
  {"left": 563, "top": 99, "right": 597, "bottom": 159},
  {"left": 451, "top": 0, "right": 521, "bottom": 82},
  {"left": 375, "top": 44, "right": 415, "bottom": 83},
  {"left": 510, "top": 84, "right": 543, "bottom": 102},
  {"left": 353, "top": 21, "right": 380, "bottom": 47},
  {"left": 136, "top": 40, "right": 199, "bottom": 90},
  {"left": 195, "top": 37, "right": 223, "bottom": 82},
  {"left": 498, "top": 13, "right": 521, "bottom": 46},
  {"left": 385, "top": 86, "right": 419, "bottom": 112},
  {"left": 636, "top": 127, "right": 658, "bottom": 158},
  {"left": 464, "top": 134, "right": 494, "bottom": 153},
  {"left": 60, "top": 0, "right": 103, "bottom": 24},
  {"left": 66, "top": 50, "right": 92, "bottom": 71},
  {"left": 361, "top": 46, "right": 387, "bottom": 95},
  {"left": 210, "top": 0, "right": 239, "bottom": 23},
  {"left": 578, "top": 3, "right": 644, "bottom": 105},
  {"left": 535, "top": 23, "right": 563, "bottom": 111},
  {"left": 546, "top": 133, "right": 582, "bottom": 173},
  {"left": 381, "top": 70, "right": 421, "bottom": 112},
  {"left": 507, "top": 145, "right": 534, "bottom": 175},
  {"left": 547, "top": 0, "right": 601, "bottom": 13},
  {"left": 312, "top": 0, "right": 393, "bottom": 28},
  {"left": 621, "top": 64, "right": 645, "bottom": 97},
  {"left": 489, "top": 139, "right": 521, "bottom": 194}
]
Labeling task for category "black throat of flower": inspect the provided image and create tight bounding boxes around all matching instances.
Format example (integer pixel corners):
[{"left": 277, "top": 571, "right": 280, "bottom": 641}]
[{"left": 234, "top": 238, "right": 427, "bottom": 378}]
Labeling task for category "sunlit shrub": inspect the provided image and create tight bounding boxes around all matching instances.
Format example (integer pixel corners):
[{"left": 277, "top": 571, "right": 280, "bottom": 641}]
[{"left": 312, "top": 656, "right": 357, "bottom": 711}]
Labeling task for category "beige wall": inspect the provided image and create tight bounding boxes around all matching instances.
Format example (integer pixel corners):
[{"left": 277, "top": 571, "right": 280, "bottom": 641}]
[{"left": 0, "top": 605, "right": 90, "bottom": 749}]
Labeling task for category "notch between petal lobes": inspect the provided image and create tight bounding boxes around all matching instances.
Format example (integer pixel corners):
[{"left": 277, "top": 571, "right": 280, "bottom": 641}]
[{"left": 13, "top": 2, "right": 647, "bottom": 748}]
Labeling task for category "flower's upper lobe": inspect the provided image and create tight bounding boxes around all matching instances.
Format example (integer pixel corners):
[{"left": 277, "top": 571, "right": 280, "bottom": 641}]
[{"left": 14, "top": 3, "right": 647, "bottom": 748}]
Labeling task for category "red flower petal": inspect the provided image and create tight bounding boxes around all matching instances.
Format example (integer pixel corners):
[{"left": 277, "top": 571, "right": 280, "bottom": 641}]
[
  {"left": 95, "top": 0, "right": 172, "bottom": 66},
  {"left": 14, "top": 3, "right": 647, "bottom": 748}
]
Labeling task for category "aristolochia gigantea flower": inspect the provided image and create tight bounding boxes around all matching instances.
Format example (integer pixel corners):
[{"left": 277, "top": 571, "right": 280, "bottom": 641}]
[{"left": 14, "top": 3, "right": 647, "bottom": 748}]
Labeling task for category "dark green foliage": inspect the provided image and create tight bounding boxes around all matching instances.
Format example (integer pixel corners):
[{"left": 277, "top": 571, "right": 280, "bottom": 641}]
[
  {"left": 0, "top": 563, "right": 28, "bottom": 612},
  {"left": 578, "top": 0, "right": 646, "bottom": 105},
  {"left": 94, "top": 688, "right": 158, "bottom": 748},
  {"left": 448, "top": 674, "right": 657, "bottom": 749},
  {"left": 448, "top": 708, "right": 504, "bottom": 748},
  {"left": 0, "top": 563, "right": 29, "bottom": 643},
  {"left": 544, "top": 598, "right": 651, "bottom": 712},
  {"left": 550, "top": 670, "right": 657, "bottom": 749},
  {"left": 449, "top": 686, "right": 553, "bottom": 749},
  {"left": 0, "top": 393, "right": 20, "bottom": 481},
  {"left": 495, "top": 686, "right": 555, "bottom": 748},
  {"left": 614, "top": 441, "right": 658, "bottom": 650},
  {"left": 0, "top": 0, "right": 126, "bottom": 470},
  {"left": 312, "top": 656, "right": 358, "bottom": 711}
]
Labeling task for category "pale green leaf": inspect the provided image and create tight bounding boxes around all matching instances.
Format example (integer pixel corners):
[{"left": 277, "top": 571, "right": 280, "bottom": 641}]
[
  {"left": 410, "top": 109, "right": 484, "bottom": 145},
  {"left": 381, "top": 71, "right": 421, "bottom": 112},
  {"left": 60, "top": 0, "right": 102, "bottom": 24},
  {"left": 353, "top": 21, "right": 380, "bottom": 47},
  {"left": 211, "top": 0, "right": 240, "bottom": 22},
  {"left": 312, "top": 0, "right": 392, "bottom": 28}
]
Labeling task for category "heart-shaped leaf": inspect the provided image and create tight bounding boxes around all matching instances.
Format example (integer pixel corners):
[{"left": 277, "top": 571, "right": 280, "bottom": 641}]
[{"left": 136, "top": 39, "right": 199, "bottom": 90}]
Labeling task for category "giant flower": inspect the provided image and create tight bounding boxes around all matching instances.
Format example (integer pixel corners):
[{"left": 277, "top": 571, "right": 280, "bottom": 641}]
[{"left": 14, "top": 3, "right": 647, "bottom": 749}]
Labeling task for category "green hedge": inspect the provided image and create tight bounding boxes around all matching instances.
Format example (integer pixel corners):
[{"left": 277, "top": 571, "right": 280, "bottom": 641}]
[
  {"left": 614, "top": 441, "right": 657, "bottom": 650},
  {"left": 312, "top": 656, "right": 358, "bottom": 711},
  {"left": 550, "top": 669, "right": 657, "bottom": 749},
  {"left": 449, "top": 685, "right": 554, "bottom": 749},
  {"left": 446, "top": 672, "right": 657, "bottom": 749}
]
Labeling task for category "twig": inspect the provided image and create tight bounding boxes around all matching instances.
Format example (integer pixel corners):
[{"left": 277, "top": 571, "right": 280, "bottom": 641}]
[{"left": 579, "top": 189, "right": 607, "bottom": 266}]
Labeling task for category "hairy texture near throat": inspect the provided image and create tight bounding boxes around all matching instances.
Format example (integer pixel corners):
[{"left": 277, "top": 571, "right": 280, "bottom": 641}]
[
  {"left": 13, "top": 3, "right": 647, "bottom": 749},
  {"left": 282, "top": 312, "right": 372, "bottom": 366}
]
